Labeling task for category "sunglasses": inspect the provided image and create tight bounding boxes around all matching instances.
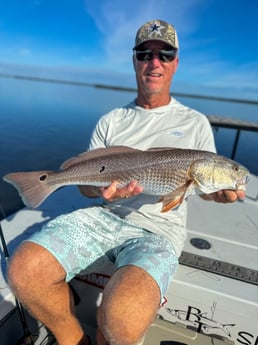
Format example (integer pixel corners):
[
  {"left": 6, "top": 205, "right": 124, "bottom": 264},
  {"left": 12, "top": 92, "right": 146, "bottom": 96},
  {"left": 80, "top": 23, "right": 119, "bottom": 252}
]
[{"left": 134, "top": 49, "right": 177, "bottom": 63}]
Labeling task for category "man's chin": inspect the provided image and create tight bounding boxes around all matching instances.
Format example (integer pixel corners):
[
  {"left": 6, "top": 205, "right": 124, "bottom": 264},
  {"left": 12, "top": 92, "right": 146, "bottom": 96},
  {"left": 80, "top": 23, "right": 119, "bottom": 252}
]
[{"left": 144, "top": 86, "right": 162, "bottom": 95}]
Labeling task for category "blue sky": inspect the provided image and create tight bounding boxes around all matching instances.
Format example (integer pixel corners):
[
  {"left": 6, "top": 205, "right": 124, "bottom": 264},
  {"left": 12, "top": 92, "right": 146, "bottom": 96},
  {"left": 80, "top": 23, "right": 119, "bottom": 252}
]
[{"left": 0, "top": 0, "right": 257, "bottom": 99}]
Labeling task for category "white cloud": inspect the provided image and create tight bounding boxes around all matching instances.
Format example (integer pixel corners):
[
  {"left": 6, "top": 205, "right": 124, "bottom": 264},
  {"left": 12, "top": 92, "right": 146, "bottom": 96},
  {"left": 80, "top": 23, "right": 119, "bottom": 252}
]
[
  {"left": 1, "top": 0, "right": 257, "bottom": 100},
  {"left": 83, "top": 0, "right": 207, "bottom": 69},
  {"left": 179, "top": 50, "right": 258, "bottom": 88},
  {"left": 82, "top": 0, "right": 258, "bottom": 99},
  {"left": 175, "top": 55, "right": 258, "bottom": 100}
]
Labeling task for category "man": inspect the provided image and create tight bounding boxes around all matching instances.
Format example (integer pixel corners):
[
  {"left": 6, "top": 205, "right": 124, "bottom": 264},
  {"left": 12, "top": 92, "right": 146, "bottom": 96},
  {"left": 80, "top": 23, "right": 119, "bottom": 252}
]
[{"left": 8, "top": 20, "right": 245, "bottom": 345}]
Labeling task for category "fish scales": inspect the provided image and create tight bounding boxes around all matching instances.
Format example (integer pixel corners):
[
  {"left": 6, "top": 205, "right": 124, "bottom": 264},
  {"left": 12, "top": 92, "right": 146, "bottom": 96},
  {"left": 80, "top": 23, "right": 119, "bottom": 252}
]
[
  {"left": 46, "top": 149, "right": 197, "bottom": 194},
  {"left": 3, "top": 146, "right": 249, "bottom": 210}
]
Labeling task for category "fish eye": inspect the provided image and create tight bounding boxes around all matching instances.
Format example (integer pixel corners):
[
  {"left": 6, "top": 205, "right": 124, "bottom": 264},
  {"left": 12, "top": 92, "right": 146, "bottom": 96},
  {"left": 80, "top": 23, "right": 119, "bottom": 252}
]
[{"left": 232, "top": 165, "right": 239, "bottom": 171}]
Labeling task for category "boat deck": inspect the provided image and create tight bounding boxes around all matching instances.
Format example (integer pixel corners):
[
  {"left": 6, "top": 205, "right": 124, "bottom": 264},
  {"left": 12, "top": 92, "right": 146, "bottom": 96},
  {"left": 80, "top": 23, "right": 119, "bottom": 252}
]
[{"left": 1, "top": 175, "right": 258, "bottom": 344}]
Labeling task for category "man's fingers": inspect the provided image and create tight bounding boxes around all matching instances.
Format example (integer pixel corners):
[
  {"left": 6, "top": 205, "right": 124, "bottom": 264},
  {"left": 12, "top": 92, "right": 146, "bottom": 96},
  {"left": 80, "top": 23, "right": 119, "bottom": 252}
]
[
  {"left": 215, "top": 190, "right": 245, "bottom": 203},
  {"left": 102, "top": 181, "right": 119, "bottom": 199},
  {"left": 126, "top": 181, "right": 143, "bottom": 194},
  {"left": 101, "top": 180, "right": 143, "bottom": 201},
  {"left": 202, "top": 189, "right": 246, "bottom": 203}
]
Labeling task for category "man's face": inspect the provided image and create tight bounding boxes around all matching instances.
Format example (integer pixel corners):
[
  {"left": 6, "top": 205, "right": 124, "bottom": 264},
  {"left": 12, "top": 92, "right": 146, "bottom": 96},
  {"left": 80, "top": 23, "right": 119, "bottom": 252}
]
[{"left": 133, "top": 41, "right": 179, "bottom": 96}]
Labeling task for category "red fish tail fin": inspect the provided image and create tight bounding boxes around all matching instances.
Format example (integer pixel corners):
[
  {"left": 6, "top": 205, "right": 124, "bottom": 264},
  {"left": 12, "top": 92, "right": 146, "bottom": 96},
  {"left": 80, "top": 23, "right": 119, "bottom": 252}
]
[{"left": 3, "top": 171, "right": 56, "bottom": 208}]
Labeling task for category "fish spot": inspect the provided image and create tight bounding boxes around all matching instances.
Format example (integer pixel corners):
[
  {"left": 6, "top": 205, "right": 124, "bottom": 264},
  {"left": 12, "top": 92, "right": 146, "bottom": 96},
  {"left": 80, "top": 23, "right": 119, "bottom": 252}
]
[
  {"left": 100, "top": 166, "right": 105, "bottom": 173},
  {"left": 39, "top": 174, "right": 47, "bottom": 181}
]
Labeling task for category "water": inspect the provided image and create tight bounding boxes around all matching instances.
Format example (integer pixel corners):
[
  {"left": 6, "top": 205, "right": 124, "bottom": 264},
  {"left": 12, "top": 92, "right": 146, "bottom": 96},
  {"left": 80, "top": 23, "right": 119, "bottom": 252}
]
[{"left": 0, "top": 77, "right": 257, "bottom": 217}]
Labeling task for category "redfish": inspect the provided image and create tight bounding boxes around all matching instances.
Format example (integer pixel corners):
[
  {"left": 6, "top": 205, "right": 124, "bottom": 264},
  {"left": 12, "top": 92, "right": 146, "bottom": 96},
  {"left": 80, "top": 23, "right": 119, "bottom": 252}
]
[{"left": 3, "top": 146, "right": 249, "bottom": 212}]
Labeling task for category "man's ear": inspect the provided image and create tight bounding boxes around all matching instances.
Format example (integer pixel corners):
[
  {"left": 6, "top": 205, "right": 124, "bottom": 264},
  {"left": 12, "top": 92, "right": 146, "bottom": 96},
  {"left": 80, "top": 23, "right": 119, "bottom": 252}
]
[{"left": 173, "top": 56, "right": 179, "bottom": 73}]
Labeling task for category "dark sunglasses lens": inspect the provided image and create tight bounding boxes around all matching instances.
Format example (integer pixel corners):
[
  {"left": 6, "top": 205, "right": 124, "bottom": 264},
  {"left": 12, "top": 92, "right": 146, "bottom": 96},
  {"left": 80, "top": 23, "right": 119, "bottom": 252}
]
[
  {"left": 135, "top": 50, "right": 152, "bottom": 61},
  {"left": 159, "top": 50, "right": 177, "bottom": 62},
  {"left": 135, "top": 49, "right": 177, "bottom": 62}
]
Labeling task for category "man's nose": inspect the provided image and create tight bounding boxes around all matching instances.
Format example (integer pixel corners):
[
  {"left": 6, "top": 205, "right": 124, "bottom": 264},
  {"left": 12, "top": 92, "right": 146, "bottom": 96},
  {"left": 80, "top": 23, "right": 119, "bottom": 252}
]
[{"left": 149, "top": 55, "right": 162, "bottom": 67}]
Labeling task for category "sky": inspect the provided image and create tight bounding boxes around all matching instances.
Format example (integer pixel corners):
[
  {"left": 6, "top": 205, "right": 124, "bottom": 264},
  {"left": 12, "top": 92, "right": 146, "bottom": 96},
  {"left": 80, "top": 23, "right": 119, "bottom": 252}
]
[{"left": 0, "top": 0, "right": 257, "bottom": 99}]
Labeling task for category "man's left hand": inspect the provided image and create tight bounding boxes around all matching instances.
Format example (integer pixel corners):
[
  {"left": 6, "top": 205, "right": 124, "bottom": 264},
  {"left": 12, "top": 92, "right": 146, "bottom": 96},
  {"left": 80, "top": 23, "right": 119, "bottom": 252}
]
[{"left": 201, "top": 190, "right": 246, "bottom": 203}]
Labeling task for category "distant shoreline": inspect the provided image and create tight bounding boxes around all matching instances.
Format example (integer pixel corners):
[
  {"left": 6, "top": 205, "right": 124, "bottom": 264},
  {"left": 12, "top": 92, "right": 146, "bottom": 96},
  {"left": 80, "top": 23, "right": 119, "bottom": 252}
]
[{"left": 0, "top": 72, "right": 258, "bottom": 105}]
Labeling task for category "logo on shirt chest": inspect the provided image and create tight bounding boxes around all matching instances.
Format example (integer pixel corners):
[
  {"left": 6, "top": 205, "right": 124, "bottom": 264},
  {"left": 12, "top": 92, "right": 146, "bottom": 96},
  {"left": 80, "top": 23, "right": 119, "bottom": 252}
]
[{"left": 169, "top": 129, "right": 183, "bottom": 137}]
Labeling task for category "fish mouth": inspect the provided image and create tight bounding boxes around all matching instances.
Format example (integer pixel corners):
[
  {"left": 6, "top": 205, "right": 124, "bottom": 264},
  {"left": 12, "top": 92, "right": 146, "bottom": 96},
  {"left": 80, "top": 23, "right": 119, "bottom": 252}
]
[{"left": 236, "top": 175, "right": 250, "bottom": 189}]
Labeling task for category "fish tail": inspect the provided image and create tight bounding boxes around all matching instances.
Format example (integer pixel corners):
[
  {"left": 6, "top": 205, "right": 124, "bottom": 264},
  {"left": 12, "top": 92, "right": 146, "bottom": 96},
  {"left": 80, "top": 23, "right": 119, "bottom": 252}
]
[{"left": 3, "top": 171, "right": 56, "bottom": 208}]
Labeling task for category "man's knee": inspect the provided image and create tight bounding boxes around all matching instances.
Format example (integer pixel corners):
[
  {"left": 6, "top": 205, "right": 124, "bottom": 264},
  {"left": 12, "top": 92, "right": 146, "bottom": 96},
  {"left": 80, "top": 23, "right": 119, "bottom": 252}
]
[
  {"left": 97, "top": 265, "right": 160, "bottom": 345},
  {"left": 8, "top": 241, "right": 66, "bottom": 295}
]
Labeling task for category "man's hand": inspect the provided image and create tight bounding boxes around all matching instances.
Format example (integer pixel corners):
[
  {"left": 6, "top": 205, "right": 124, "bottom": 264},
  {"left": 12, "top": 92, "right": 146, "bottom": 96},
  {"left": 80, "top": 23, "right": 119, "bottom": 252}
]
[
  {"left": 78, "top": 181, "right": 143, "bottom": 201},
  {"left": 100, "top": 180, "right": 143, "bottom": 201},
  {"left": 201, "top": 189, "right": 246, "bottom": 203}
]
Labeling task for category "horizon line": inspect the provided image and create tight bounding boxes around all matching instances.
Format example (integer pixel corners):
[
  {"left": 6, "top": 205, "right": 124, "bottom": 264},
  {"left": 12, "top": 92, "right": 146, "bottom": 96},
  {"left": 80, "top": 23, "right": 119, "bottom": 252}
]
[{"left": 0, "top": 72, "right": 257, "bottom": 106}]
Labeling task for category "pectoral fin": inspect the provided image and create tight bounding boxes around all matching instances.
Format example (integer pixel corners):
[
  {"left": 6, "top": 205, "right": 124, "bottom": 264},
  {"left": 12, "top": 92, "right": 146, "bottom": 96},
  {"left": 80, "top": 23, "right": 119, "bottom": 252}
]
[{"left": 159, "top": 180, "right": 194, "bottom": 212}]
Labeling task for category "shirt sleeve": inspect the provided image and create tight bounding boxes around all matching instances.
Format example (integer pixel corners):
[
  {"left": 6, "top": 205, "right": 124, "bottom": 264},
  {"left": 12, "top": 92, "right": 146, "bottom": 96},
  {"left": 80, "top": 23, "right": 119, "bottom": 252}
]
[
  {"left": 88, "top": 114, "right": 110, "bottom": 150},
  {"left": 198, "top": 116, "right": 217, "bottom": 153}
]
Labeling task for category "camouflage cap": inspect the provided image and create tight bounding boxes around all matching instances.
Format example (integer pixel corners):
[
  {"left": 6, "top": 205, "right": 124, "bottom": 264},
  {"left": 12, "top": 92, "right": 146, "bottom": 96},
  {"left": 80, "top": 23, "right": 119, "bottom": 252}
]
[{"left": 133, "top": 19, "right": 179, "bottom": 50}]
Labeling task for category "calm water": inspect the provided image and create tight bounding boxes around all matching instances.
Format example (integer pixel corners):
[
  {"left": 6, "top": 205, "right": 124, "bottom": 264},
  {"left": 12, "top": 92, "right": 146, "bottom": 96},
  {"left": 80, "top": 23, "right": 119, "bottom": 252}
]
[{"left": 1, "top": 77, "right": 258, "bottom": 217}]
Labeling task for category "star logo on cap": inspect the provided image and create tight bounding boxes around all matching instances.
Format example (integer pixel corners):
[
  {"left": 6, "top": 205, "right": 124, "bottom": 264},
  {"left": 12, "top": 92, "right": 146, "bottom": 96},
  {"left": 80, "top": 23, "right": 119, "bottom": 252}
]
[{"left": 148, "top": 22, "right": 165, "bottom": 37}]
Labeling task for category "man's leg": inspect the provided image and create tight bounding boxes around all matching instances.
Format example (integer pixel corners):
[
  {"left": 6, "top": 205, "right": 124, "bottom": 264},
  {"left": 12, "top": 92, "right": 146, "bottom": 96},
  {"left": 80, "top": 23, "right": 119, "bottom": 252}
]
[
  {"left": 97, "top": 265, "right": 160, "bottom": 345},
  {"left": 96, "top": 233, "right": 179, "bottom": 345},
  {"left": 8, "top": 242, "right": 90, "bottom": 345}
]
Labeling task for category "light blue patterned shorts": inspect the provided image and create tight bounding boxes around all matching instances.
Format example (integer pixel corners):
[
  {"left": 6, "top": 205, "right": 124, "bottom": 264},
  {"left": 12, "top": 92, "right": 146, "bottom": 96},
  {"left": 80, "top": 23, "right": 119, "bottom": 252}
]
[{"left": 27, "top": 207, "right": 178, "bottom": 297}]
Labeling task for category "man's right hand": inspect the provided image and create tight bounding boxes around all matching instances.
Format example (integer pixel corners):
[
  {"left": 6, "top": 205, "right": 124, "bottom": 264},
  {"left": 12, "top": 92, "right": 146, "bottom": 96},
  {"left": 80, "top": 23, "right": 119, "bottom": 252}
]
[
  {"left": 101, "top": 180, "right": 143, "bottom": 202},
  {"left": 79, "top": 181, "right": 143, "bottom": 201}
]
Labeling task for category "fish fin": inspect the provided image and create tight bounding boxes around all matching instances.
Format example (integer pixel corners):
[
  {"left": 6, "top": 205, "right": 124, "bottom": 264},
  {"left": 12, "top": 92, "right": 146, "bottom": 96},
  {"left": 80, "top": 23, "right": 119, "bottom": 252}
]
[
  {"left": 61, "top": 146, "right": 141, "bottom": 169},
  {"left": 160, "top": 197, "right": 182, "bottom": 212},
  {"left": 3, "top": 171, "right": 56, "bottom": 208},
  {"left": 159, "top": 190, "right": 185, "bottom": 212},
  {"left": 159, "top": 180, "right": 194, "bottom": 212}
]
